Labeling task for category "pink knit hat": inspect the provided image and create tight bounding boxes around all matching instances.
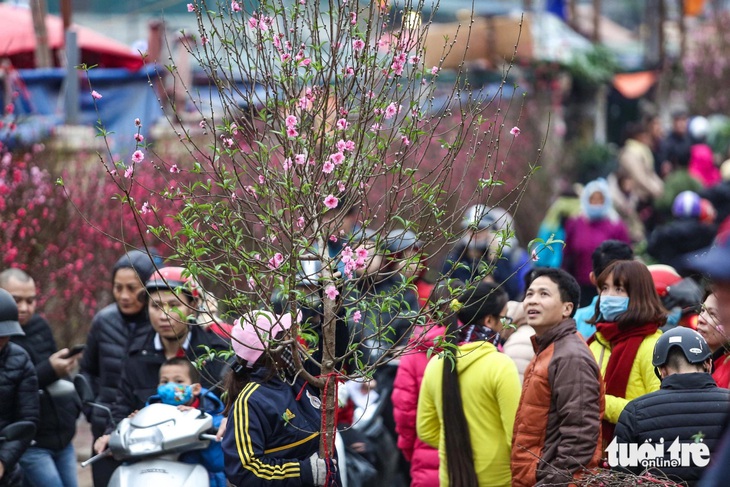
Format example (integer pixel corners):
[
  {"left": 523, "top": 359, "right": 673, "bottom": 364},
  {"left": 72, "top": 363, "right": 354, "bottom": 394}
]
[{"left": 231, "top": 310, "right": 295, "bottom": 367}]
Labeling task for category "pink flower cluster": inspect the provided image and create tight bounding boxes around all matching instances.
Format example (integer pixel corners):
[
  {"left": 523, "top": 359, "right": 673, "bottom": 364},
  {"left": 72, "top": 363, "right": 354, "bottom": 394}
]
[
  {"left": 340, "top": 246, "right": 368, "bottom": 278},
  {"left": 285, "top": 114, "right": 298, "bottom": 138},
  {"left": 268, "top": 252, "right": 284, "bottom": 269},
  {"left": 247, "top": 12, "right": 274, "bottom": 31}
]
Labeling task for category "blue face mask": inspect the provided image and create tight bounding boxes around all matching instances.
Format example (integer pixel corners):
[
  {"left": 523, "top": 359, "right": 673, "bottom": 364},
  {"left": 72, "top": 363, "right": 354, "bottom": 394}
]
[
  {"left": 599, "top": 296, "right": 630, "bottom": 322},
  {"left": 585, "top": 204, "right": 609, "bottom": 221},
  {"left": 666, "top": 307, "right": 682, "bottom": 327},
  {"left": 157, "top": 383, "right": 193, "bottom": 406}
]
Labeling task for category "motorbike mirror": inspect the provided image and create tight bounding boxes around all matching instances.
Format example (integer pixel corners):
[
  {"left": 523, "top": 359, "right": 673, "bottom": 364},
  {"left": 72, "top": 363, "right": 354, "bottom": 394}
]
[
  {"left": 0, "top": 421, "right": 36, "bottom": 444},
  {"left": 74, "top": 374, "right": 95, "bottom": 404},
  {"left": 74, "top": 375, "right": 116, "bottom": 428}
]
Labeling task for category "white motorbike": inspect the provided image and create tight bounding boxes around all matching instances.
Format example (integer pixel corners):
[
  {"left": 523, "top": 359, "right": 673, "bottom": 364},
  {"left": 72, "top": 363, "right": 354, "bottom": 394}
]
[{"left": 75, "top": 377, "right": 218, "bottom": 487}]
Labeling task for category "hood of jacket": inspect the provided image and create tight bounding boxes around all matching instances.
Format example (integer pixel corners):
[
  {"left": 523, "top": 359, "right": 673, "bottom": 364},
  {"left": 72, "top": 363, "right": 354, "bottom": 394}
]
[
  {"left": 408, "top": 322, "right": 446, "bottom": 353},
  {"left": 456, "top": 340, "right": 499, "bottom": 373}
]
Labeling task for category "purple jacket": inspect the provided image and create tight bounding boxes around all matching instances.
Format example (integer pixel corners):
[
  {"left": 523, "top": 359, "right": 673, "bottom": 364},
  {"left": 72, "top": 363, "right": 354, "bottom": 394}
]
[
  {"left": 392, "top": 324, "right": 445, "bottom": 487},
  {"left": 562, "top": 216, "right": 630, "bottom": 286}
]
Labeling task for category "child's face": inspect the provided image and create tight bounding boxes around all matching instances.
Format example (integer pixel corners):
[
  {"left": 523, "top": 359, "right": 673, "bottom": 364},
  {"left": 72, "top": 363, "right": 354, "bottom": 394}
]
[
  {"left": 159, "top": 364, "right": 194, "bottom": 387},
  {"left": 157, "top": 364, "right": 202, "bottom": 406}
]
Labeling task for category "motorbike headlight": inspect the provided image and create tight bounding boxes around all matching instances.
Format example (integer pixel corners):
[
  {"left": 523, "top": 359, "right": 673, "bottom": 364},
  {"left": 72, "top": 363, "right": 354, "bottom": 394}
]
[{"left": 127, "top": 426, "right": 165, "bottom": 455}]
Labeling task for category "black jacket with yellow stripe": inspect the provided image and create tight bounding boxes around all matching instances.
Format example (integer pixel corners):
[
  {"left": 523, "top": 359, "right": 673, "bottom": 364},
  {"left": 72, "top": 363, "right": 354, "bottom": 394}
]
[{"left": 222, "top": 371, "right": 339, "bottom": 486}]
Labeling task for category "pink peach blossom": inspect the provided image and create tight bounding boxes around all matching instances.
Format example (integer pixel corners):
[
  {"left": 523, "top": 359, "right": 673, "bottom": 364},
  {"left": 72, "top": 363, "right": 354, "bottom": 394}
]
[
  {"left": 324, "top": 194, "right": 339, "bottom": 209},
  {"left": 324, "top": 285, "right": 339, "bottom": 300}
]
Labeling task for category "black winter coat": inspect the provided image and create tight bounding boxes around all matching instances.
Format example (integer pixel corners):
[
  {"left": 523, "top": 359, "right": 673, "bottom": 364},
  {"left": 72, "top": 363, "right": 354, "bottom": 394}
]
[
  {"left": 0, "top": 343, "right": 39, "bottom": 475},
  {"left": 11, "top": 315, "right": 81, "bottom": 450},
  {"left": 646, "top": 220, "right": 717, "bottom": 273},
  {"left": 614, "top": 373, "right": 730, "bottom": 486},
  {"left": 110, "top": 325, "right": 229, "bottom": 427},
  {"left": 79, "top": 304, "right": 151, "bottom": 439}
]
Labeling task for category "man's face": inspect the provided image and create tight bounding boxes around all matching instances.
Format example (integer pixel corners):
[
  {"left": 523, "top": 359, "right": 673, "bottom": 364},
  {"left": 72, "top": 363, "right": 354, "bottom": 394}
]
[
  {"left": 2, "top": 277, "right": 37, "bottom": 326},
  {"left": 523, "top": 276, "right": 573, "bottom": 334},
  {"left": 673, "top": 116, "right": 688, "bottom": 135},
  {"left": 113, "top": 268, "right": 145, "bottom": 316},
  {"left": 148, "top": 290, "right": 192, "bottom": 340}
]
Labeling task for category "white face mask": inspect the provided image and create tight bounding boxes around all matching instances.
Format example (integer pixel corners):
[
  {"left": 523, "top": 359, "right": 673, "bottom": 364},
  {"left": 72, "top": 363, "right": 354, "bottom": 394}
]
[{"left": 461, "top": 230, "right": 490, "bottom": 251}]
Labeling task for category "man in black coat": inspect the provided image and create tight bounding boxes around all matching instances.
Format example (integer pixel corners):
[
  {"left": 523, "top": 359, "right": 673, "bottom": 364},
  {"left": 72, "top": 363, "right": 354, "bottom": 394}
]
[
  {"left": 1, "top": 269, "right": 81, "bottom": 487},
  {"left": 613, "top": 328, "right": 730, "bottom": 486},
  {"left": 0, "top": 288, "right": 39, "bottom": 487}
]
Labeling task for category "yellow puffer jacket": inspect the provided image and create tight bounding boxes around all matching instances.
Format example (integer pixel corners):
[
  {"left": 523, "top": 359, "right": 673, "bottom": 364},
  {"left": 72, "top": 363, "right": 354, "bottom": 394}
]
[{"left": 589, "top": 330, "right": 662, "bottom": 424}]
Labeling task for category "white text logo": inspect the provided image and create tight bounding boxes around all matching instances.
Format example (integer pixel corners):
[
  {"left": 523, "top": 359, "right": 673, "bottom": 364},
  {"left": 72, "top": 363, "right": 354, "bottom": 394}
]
[{"left": 606, "top": 437, "right": 710, "bottom": 468}]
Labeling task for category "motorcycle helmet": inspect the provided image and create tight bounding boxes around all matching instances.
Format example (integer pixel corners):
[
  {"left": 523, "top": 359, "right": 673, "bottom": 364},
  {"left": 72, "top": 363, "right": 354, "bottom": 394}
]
[
  {"left": 145, "top": 267, "right": 200, "bottom": 300},
  {"left": 689, "top": 116, "right": 709, "bottom": 141},
  {"left": 0, "top": 288, "right": 24, "bottom": 337},
  {"left": 653, "top": 327, "right": 712, "bottom": 368},
  {"left": 385, "top": 228, "right": 422, "bottom": 254},
  {"left": 461, "top": 204, "right": 496, "bottom": 230},
  {"left": 672, "top": 191, "right": 702, "bottom": 219},
  {"left": 648, "top": 264, "right": 681, "bottom": 299}
]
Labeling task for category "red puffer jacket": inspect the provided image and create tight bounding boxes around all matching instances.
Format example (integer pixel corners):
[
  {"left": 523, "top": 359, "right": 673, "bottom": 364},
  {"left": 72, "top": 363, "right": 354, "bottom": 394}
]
[{"left": 392, "top": 323, "right": 445, "bottom": 487}]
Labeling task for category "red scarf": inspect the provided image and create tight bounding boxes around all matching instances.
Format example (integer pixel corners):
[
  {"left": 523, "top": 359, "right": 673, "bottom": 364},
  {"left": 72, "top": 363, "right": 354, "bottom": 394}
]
[{"left": 594, "top": 321, "right": 658, "bottom": 442}]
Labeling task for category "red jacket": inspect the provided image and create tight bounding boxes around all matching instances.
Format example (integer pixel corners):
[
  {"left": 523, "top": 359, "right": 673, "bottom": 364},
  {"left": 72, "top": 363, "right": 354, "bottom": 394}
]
[
  {"left": 392, "top": 323, "right": 445, "bottom": 487},
  {"left": 713, "top": 350, "right": 730, "bottom": 388}
]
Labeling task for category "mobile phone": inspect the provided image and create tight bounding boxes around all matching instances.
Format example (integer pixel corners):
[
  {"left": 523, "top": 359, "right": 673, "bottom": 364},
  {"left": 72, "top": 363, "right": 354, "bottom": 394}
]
[{"left": 64, "top": 344, "right": 86, "bottom": 358}]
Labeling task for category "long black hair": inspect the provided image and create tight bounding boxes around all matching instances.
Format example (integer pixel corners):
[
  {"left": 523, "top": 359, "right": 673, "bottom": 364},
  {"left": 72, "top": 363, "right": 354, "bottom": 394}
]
[{"left": 442, "top": 281, "right": 508, "bottom": 487}]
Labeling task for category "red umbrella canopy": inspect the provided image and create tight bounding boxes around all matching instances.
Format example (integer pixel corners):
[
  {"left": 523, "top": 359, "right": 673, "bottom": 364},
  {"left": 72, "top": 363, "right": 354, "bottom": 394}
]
[{"left": 0, "top": 4, "right": 143, "bottom": 70}]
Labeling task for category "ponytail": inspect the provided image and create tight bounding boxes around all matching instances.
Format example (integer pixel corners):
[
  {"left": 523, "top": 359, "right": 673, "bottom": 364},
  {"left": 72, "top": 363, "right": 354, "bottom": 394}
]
[
  {"left": 442, "top": 355, "right": 478, "bottom": 486},
  {"left": 222, "top": 361, "right": 251, "bottom": 416}
]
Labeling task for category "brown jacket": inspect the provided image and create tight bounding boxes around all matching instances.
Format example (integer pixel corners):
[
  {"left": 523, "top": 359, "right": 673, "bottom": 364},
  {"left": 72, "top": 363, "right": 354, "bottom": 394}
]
[{"left": 511, "top": 319, "right": 604, "bottom": 486}]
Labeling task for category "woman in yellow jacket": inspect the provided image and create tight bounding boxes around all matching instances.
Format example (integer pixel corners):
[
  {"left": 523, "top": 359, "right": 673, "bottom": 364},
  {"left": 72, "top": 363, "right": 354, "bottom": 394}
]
[
  {"left": 587, "top": 260, "right": 665, "bottom": 443},
  {"left": 416, "top": 282, "right": 521, "bottom": 487}
]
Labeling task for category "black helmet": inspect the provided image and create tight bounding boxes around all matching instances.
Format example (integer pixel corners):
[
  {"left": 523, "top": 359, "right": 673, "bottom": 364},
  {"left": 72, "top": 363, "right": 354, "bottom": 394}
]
[
  {"left": 385, "top": 229, "right": 422, "bottom": 254},
  {"left": 0, "top": 288, "right": 25, "bottom": 337},
  {"left": 653, "top": 327, "right": 711, "bottom": 367}
]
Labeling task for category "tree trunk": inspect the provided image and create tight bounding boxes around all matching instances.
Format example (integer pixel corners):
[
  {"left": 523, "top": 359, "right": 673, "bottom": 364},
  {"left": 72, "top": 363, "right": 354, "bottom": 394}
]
[
  {"left": 31, "top": 0, "right": 53, "bottom": 68},
  {"left": 592, "top": 0, "right": 601, "bottom": 43},
  {"left": 317, "top": 236, "right": 338, "bottom": 479}
]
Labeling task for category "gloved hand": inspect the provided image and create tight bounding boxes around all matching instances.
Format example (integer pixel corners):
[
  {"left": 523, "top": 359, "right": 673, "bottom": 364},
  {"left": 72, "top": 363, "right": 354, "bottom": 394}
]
[{"left": 308, "top": 453, "right": 338, "bottom": 486}]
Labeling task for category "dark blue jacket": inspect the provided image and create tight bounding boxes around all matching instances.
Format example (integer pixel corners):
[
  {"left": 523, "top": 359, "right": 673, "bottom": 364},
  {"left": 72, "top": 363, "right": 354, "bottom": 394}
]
[
  {"left": 222, "top": 371, "right": 339, "bottom": 486},
  {"left": 441, "top": 243, "right": 532, "bottom": 300},
  {"left": 615, "top": 373, "right": 730, "bottom": 486}
]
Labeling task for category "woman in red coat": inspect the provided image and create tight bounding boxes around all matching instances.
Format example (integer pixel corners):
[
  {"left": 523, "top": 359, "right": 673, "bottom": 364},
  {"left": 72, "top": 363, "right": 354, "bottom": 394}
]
[{"left": 392, "top": 285, "right": 451, "bottom": 487}]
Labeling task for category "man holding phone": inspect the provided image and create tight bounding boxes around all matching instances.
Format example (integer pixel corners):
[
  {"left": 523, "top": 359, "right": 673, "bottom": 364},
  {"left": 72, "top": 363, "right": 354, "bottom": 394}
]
[{"left": 0, "top": 269, "right": 82, "bottom": 487}]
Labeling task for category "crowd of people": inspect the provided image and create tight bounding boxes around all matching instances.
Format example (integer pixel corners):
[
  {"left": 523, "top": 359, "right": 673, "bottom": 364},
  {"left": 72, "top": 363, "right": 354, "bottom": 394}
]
[{"left": 1, "top": 112, "right": 730, "bottom": 487}]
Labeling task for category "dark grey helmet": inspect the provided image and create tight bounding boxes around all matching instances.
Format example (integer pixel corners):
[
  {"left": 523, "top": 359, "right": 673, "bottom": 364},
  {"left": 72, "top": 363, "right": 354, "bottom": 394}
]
[
  {"left": 385, "top": 229, "right": 422, "bottom": 254},
  {"left": 652, "top": 326, "right": 711, "bottom": 367},
  {"left": 0, "top": 288, "right": 24, "bottom": 337}
]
